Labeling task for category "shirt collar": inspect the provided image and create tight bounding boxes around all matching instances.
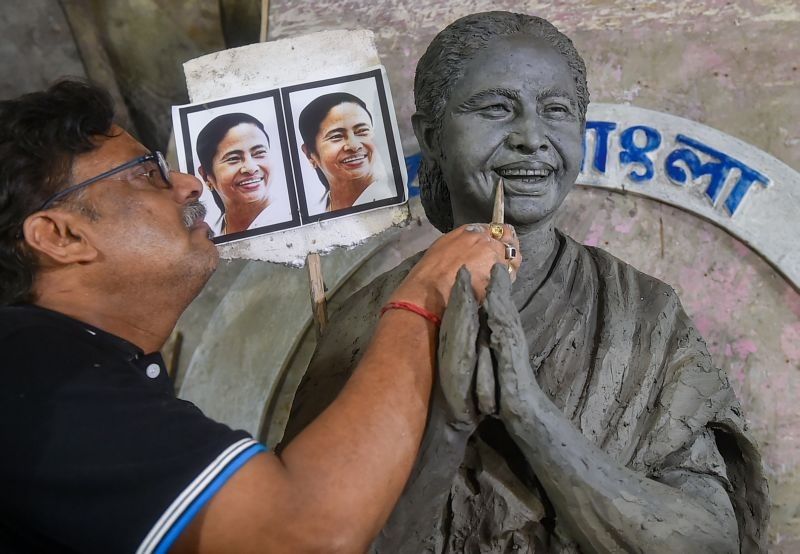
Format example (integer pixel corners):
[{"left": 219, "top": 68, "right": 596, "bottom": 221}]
[{"left": 17, "top": 304, "right": 145, "bottom": 361}]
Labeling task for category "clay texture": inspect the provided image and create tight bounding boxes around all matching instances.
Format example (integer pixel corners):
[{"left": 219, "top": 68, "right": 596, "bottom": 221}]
[{"left": 284, "top": 235, "right": 767, "bottom": 552}]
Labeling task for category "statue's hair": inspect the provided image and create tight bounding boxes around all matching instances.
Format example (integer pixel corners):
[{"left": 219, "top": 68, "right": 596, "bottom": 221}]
[{"left": 414, "top": 11, "right": 589, "bottom": 232}]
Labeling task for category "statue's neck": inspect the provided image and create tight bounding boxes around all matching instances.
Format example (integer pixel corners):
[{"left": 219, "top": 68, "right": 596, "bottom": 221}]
[{"left": 511, "top": 222, "right": 560, "bottom": 308}]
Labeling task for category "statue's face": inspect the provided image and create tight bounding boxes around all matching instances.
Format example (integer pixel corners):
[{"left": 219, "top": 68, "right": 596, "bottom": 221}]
[{"left": 434, "top": 34, "right": 584, "bottom": 229}]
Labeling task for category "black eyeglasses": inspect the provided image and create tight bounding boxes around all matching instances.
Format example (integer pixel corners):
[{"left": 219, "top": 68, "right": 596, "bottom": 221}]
[{"left": 36, "top": 151, "right": 171, "bottom": 212}]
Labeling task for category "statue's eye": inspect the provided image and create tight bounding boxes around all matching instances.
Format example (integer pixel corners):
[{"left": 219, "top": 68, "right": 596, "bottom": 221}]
[
  {"left": 544, "top": 102, "right": 572, "bottom": 117},
  {"left": 479, "top": 103, "right": 511, "bottom": 117}
]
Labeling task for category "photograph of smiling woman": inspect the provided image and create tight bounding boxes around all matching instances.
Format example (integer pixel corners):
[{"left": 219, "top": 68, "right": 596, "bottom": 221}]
[
  {"left": 298, "top": 92, "right": 395, "bottom": 215},
  {"left": 196, "top": 112, "right": 293, "bottom": 235}
]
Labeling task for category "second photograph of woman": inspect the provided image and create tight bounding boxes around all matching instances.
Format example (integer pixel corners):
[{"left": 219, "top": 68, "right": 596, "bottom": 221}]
[{"left": 285, "top": 71, "right": 406, "bottom": 220}]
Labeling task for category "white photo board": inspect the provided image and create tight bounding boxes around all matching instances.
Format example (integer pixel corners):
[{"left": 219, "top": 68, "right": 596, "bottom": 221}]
[{"left": 173, "top": 66, "right": 407, "bottom": 245}]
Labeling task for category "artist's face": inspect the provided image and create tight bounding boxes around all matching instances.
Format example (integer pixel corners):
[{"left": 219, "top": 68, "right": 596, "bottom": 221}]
[
  {"left": 206, "top": 123, "right": 272, "bottom": 210},
  {"left": 435, "top": 34, "right": 584, "bottom": 229},
  {"left": 71, "top": 126, "right": 218, "bottom": 295},
  {"left": 309, "top": 102, "right": 375, "bottom": 188}
]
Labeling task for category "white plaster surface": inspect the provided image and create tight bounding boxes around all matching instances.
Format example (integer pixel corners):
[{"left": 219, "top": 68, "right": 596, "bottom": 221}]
[{"left": 183, "top": 31, "right": 410, "bottom": 266}]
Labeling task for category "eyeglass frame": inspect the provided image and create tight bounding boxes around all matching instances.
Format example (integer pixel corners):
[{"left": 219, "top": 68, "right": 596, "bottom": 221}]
[{"left": 35, "top": 151, "right": 172, "bottom": 213}]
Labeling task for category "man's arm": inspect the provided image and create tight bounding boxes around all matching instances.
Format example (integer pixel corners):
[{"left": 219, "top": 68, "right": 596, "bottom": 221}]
[
  {"left": 485, "top": 266, "right": 739, "bottom": 554},
  {"left": 173, "top": 224, "right": 519, "bottom": 554},
  {"left": 370, "top": 267, "right": 485, "bottom": 553}
]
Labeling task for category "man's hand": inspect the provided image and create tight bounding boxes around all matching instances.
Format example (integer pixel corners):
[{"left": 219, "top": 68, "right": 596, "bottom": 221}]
[{"left": 390, "top": 223, "right": 520, "bottom": 318}]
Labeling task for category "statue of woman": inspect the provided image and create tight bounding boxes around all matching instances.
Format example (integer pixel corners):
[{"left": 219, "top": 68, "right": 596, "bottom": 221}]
[{"left": 282, "top": 11, "right": 768, "bottom": 553}]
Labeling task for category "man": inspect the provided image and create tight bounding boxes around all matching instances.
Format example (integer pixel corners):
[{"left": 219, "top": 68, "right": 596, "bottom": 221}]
[
  {"left": 0, "top": 80, "right": 519, "bottom": 553},
  {"left": 283, "top": 11, "right": 768, "bottom": 553}
]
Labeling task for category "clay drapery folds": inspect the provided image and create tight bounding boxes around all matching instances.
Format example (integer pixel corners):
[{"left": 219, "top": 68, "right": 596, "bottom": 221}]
[{"left": 282, "top": 235, "right": 767, "bottom": 552}]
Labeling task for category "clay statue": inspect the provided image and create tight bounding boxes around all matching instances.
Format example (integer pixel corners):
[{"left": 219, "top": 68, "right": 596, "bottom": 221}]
[{"left": 281, "top": 11, "right": 768, "bottom": 553}]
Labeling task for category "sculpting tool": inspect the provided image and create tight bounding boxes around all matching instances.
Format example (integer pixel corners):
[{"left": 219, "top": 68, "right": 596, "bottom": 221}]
[{"left": 489, "top": 178, "right": 505, "bottom": 240}]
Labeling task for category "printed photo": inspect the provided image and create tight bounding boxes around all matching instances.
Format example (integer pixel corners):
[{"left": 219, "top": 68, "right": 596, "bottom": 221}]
[
  {"left": 173, "top": 90, "right": 300, "bottom": 243},
  {"left": 283, "top": 69, "right": 406, "bottom": 223}
]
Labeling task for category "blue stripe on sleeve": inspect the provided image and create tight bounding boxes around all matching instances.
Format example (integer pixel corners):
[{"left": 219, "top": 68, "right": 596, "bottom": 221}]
[{"left": 154, "top": 443, "right": 267, "bottom": 553}]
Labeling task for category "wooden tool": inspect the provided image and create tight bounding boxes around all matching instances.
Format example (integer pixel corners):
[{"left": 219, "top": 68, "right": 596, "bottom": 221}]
[{"left": 489, "top": 178, "right": 505, "bottom": 240}]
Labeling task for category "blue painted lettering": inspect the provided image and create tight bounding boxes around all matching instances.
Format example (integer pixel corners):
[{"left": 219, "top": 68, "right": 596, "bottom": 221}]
[
  {"left": 665, "top": 134, "right": 769, "bottom": 214},
  {"left": 619, "top": 125, "right": 662, "bottom": 182},
  {"left": 582, "top": 121, "right": 617, "bottom": 173}
]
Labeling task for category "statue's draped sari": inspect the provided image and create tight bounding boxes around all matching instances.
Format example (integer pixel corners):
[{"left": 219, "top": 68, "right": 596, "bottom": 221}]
[{"left": 283, "top": 232, "right": 768, "bottom": 553}]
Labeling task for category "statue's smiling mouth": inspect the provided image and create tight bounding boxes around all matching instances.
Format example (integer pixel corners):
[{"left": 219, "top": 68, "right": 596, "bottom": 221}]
[
  {"left": 494, "top": 163, "right": 555, "bottom": 194},
  {"left": 496, "top": 167, "right": 551, "bottom": 181}
]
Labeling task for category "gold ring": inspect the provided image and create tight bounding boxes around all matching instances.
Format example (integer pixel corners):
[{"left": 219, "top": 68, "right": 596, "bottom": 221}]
[{"left": 489, "top": 223, "right": 504, "bottom": 240}]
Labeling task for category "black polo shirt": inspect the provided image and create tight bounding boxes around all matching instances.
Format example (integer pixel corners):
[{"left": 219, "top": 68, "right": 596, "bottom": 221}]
[{"left": 0, "top": 305, "right": 266, "bottom": 553}]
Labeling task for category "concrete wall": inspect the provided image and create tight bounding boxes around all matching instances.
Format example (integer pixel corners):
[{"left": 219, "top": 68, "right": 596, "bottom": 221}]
[{"left": 0, "top": 0, "right": 84, "bottom": 97}]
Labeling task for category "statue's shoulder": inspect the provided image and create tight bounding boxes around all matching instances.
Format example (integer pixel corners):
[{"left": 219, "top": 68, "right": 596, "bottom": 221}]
[
  {"left": 561, "top": 231, "right": 681, "bottom": 305},
  {"left": 332, "top": 250, "right": 426, "bottom": 322},
  {"left": 281, "top": 252, "right": 428, "bottom": 444}
]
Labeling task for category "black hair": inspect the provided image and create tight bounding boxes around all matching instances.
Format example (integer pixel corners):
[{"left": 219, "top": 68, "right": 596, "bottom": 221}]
[
  {"left": 195, "top": 112, "right": 269, "bottom": 213},
  {"left": 0, "top": 79, "right": 115, "bottom": 305},
  {"left": 298, "top": 93, "right": 372, "bottom": 190},
  {"left": 414, "top": 11, "right": 590, "bottom": 232}
]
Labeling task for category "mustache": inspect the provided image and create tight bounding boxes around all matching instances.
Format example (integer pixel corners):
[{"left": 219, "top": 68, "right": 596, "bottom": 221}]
[{"left": 182, "top": 200, "right": 207, "bottom": 228}]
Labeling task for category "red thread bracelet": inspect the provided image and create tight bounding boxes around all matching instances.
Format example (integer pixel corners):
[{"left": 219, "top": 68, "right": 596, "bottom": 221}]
[{"left": 380, "top": 301, "right": 442, "bottom": 327}]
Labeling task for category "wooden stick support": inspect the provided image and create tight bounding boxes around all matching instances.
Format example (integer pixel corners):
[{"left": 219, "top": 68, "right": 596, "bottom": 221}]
[
  {"left": 259, "top": 0, "right": 270, "bottom": 42},
  {"left": 307, "top": 252, "right": 328, "bottom": 334}
]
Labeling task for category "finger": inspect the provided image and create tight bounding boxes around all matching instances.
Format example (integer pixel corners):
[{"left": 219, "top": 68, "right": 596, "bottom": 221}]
[
  {"left": 502, "top": 224, "right": 517, "bottom": 243},
  {"left": 475, "top": 323, "right": 497, "bottom": 416},
  {"left": 501, "top": 225, "right": 522, "bottom": 271},
  {"left": 485, "top": 264, "right": 528, "bottom": 357},
  {"left": 503, "top": 242, "right": 521, "bottom": 283},
  {"left": 484, "top": 265, "right": 536, "bottom": 411},
  {"left": 507, "top": 265, "right": 518, "bottom": 283},
  {"left": 438, "top": 266, "right": 480, "bottom": 425},
  {"left": 463, "top": 223, "right": 486, "bottom": 234},
  {"left": 486, "top": 223, "right": 518, "bottom": 243}
]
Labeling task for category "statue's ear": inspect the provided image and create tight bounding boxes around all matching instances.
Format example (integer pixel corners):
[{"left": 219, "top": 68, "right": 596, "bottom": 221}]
[{"left": 412, "top": 112, "right": 439, "bottom": 162}]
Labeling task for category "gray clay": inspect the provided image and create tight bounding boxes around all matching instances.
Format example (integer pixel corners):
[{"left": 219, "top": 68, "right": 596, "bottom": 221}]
[{"left": 282, "top": 11, "right": 768, "bottom": 553}]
